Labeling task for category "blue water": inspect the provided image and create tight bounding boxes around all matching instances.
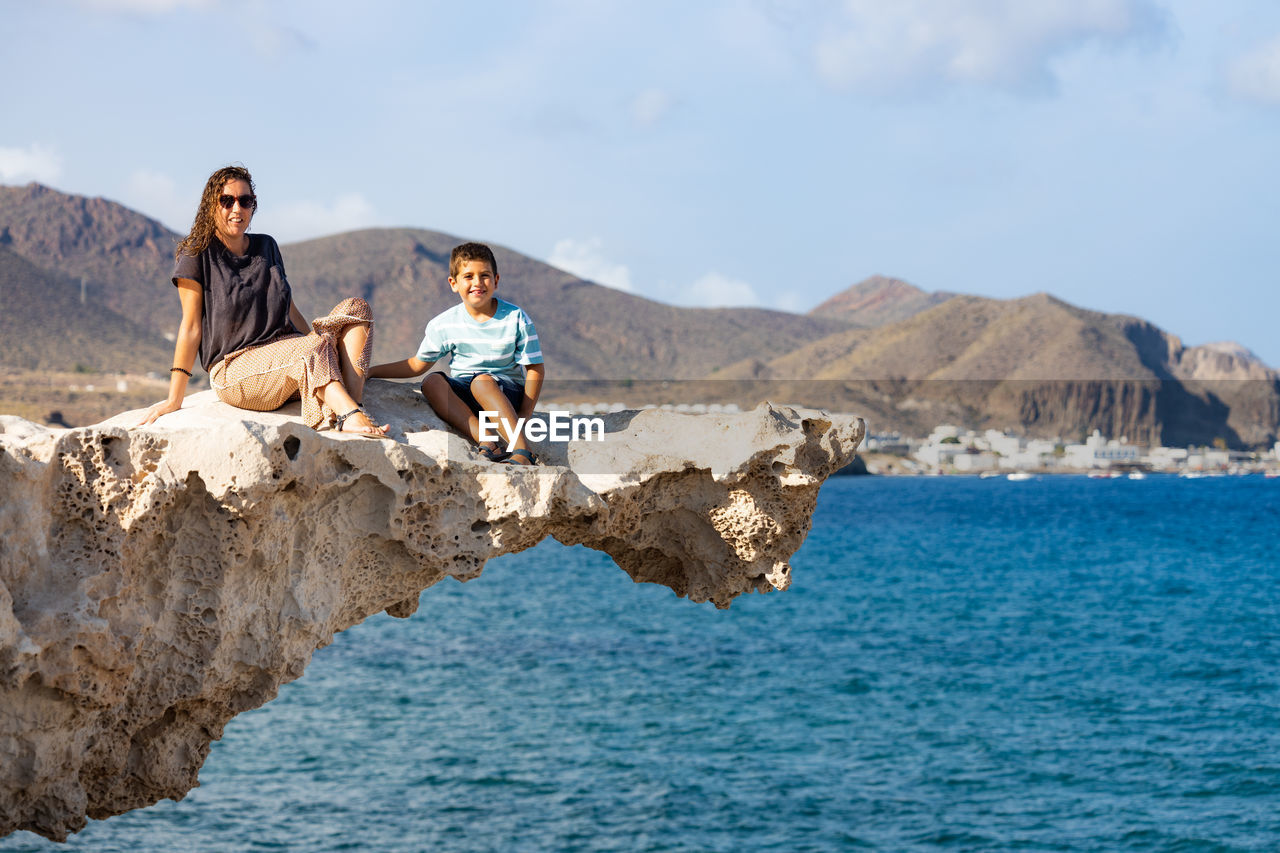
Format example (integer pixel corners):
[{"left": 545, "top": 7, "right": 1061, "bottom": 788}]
[{"left": 7, "top": 475, "right": 1280, "bottom": 852}]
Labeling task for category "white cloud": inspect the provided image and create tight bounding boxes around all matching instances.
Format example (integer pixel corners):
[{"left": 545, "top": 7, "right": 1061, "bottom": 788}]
[
  {"left": 0, "top": 144, "right": 62, "bottom": 184},
  {"left": 681, "top": 272, "right": 762, "bottom": 308},
  {"left": 814, "top": 0, "right": 1166, "bottom": 94},
  {"left": 631, "top": 88, "right": 675, "bottom": 127},
  {"left": 260, "top": 194, "right": 378, "bottom": 243},
  {"left": 1226, "top": 34, "right": 1280, "bottom": 106},
  {"left": 547, "top": 238, "right": 634, "bottom": 292}
]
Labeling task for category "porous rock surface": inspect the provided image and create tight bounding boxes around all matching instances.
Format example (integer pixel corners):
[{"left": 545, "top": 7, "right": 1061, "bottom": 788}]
[{"left": 0, "top": 380, "right": 863, "bottom": 841}]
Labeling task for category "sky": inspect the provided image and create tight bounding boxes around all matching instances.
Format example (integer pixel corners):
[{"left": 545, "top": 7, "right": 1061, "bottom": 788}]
[{"left": 3, "top": 0, "right": 1279, "bottom": 364}]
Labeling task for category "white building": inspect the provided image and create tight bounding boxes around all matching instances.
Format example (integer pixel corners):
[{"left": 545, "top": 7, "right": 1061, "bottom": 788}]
[
  {"left": 1001, "top": 438, "right": 1059, "bottom": 470},
  {"left": 1064, "top": 430, "right": 1141, "bottom": 469},
  {"left": 915, "top": 441, "right": 964, "bottom": 469},
  {"left": 984, "top": 430, "right": 1022, "bottom": 458},
  {"left": 1146, "top": 446, "right": 1188, "bottom": 471},
  {"left": 953, "top": 451, "right": 998, "bottom": 472}
]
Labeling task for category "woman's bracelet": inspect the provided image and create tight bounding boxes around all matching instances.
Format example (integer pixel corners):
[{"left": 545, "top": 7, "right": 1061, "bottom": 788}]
[{"left": 170, "top": 367, "right": 193, "bottom": 377}]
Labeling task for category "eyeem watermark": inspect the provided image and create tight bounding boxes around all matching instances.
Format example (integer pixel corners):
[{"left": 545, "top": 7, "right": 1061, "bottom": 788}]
[{"left": 478, "top": 411, "right": 606, "bottom": 452}]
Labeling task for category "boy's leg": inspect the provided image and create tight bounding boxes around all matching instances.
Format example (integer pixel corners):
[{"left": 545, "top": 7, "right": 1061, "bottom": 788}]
[
  {"left": 469, "top": 374, "right": 529, "bottom": 457},
  {"left": 422, "top": 373, "right": 483, "bottom": 443}
]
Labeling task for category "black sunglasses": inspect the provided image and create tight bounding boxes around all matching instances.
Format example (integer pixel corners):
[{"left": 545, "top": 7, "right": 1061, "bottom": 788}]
[{"left": 218, "top": 193, "right": 257, "bottom": 210}]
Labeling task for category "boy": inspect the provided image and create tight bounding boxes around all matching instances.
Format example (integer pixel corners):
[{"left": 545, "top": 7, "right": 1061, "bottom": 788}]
[{"left": 370, "top": 242, "right": 544, "bottom": 464}]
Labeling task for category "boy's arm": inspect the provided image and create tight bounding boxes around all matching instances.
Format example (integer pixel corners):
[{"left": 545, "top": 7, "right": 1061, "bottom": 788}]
[
  {"left": 519, "top": 362, "right": 545, "bottom": 420},
  {"left": 369, "top": 357, "right": 433, "bottom": 379}
]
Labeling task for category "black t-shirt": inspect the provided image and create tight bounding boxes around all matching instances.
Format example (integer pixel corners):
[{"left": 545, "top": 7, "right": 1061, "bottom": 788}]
[{"left": 173, "top": 234, "right": 299, "bottom": 372}]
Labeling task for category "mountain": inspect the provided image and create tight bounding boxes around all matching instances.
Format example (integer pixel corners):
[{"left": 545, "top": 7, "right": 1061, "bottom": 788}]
[
  {"left": 0, "top": 243, "right": 172, "bottom": 373},
  {"left": 1, "top": 182, "right": 1277, "bottom": 447},
  {"left": 718, "top": 292, "right": 1280, "bottom": 447},
  {"left": 808, "top": 275, "right": 954, "bottom": 327},
  {"left": 745, "top": 293, "right": 1167, "bottom": 381},
  {"left": 0, "top": 184, "right": 851, "bottom": 381},
  {"left": 0, "top": 183, "right": 182, "bottom": 335}
]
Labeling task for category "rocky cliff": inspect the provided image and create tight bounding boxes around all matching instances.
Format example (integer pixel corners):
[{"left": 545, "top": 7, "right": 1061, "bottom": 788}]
[{"left": 0, "top": 381, "right": 863, "bottom": 841}]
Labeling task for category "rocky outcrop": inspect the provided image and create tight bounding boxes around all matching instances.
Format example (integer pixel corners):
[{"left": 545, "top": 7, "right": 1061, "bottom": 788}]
[
  {"left": 0, "top": 381, "right": 863, "bottom": 841},
  {"left": 1175, "top": 341, "right": 1275, "bottom": 382}
]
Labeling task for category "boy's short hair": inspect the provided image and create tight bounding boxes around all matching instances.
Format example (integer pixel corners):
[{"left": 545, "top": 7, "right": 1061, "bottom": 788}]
[{"left": 449, "top": 242, "right": 498, "bottom": 279}]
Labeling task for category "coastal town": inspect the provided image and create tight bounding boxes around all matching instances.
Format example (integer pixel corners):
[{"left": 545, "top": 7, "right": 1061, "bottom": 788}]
[{"left": 862, "top": 425, "right": 1280, "bottom": 478}]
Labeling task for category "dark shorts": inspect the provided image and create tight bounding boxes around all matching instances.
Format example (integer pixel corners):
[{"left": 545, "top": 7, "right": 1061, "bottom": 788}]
[{"left": 437, "top": 373, "right": 525, "bottom": 415}]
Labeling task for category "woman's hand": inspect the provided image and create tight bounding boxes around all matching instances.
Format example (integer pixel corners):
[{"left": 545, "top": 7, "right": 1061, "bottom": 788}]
[
  {"left": 136, "top": 398, "right": 182, "bottom": 427},
  {"left": 140, "top": 280, "right": 203, "bottom": 428}
]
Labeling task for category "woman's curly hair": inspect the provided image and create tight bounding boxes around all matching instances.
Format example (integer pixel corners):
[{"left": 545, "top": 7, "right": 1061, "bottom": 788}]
[{"left": 175, "top": 165, "right": 257, "bottom": 259}]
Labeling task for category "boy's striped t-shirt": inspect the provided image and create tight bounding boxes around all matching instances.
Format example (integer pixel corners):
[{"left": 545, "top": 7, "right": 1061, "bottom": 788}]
[{"left": 415, "top": 298, "right": 543, "bottom": 384}]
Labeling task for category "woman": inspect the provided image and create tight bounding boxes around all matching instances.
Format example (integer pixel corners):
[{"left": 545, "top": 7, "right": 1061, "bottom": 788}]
[{"left": 138, "top": 165, "right": 387, "bottom": 436}]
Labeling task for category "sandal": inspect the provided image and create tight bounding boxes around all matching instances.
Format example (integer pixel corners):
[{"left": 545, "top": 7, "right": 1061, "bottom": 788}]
[
  {"left": 334, "top": 407, "right": 387, "bottom": 438},
  {"left": 503, "top": 448, "right": 537, "bottom": 466},
  {"left": 477, "top": 443, "right": 510, "bottom": 463}
]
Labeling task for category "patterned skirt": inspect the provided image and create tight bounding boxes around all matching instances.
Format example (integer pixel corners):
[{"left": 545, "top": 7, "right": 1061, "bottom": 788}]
[{"left": 209, "top": 297, "right": 373, "bottom": 429}]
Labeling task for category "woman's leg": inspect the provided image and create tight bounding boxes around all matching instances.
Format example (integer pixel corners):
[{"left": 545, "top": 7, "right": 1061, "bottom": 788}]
[
  {"left": 218, "top": 336, "right": 381, "bottom": 434},
  {"left": 337, "top": 321, "right": 370, "bottom": 404},
  {"left": 319, "top": 378, "right": 387, "bottom": 435},
  {"left": 212, "top": 337, "right": 307, "bottom": 413},
  {"left": 211, "top": 334, "right": 385, "bottom": 434},
  {"left": 312, "top": 297, "right": 374, "bottom": 406}
]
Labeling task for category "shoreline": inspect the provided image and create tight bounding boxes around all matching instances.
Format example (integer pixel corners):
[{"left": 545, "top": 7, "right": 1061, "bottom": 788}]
[{"left": 838, "top": 451, "right": 1280, "bottom": 478}]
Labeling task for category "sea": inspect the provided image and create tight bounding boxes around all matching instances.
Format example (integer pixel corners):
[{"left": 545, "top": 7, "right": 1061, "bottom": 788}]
[{"left": 6, "top": 474, "right": 1280, "bottom": 852}]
